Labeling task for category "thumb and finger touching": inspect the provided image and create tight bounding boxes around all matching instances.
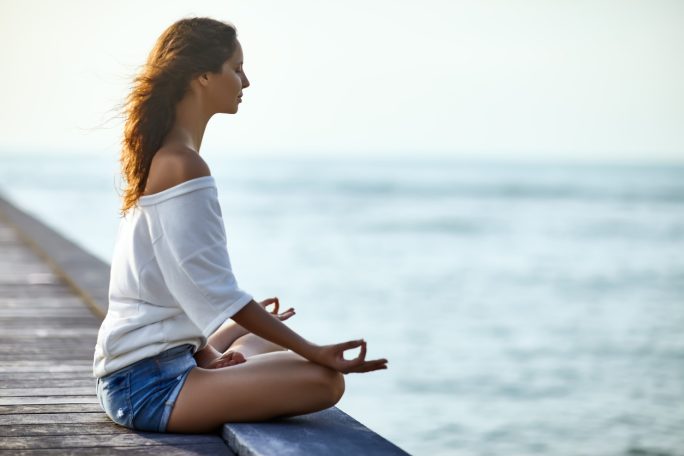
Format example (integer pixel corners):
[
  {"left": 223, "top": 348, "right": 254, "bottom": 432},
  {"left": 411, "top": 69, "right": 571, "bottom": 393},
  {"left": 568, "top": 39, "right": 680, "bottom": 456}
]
[
  {"left": 259, "top": 299, "right": 388, "bottom": 374},
  {"left": 331, "top": 339, "right": 388, "bottom": 373}
]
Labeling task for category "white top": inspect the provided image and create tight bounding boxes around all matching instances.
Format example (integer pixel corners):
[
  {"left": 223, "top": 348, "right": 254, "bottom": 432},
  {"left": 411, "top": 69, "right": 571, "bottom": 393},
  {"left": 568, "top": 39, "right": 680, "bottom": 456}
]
[{"left": 92, "top": 176, "right": 253, "bottom": 378}]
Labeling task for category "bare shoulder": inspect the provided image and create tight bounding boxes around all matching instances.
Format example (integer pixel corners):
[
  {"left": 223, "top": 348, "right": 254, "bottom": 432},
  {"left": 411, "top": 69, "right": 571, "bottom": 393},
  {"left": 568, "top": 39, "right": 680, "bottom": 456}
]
[{"left": 143, "top": 146, "right": 211, "bottom": 196}]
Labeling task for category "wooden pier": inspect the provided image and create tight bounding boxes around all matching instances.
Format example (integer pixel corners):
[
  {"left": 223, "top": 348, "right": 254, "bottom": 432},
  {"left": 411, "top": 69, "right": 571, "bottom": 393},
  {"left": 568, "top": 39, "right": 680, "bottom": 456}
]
[
  {"left": 0, "top": 194, "right": 409, "bottom": 455},
  {"left": 0, "top": 196, "right": 235, "bottom": 455}
]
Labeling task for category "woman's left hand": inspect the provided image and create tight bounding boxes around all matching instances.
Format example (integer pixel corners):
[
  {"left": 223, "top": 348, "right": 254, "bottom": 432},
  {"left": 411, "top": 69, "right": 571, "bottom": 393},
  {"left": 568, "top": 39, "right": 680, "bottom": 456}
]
[{"left": 259, "top": 296, "right": 295, "bottom": 322}]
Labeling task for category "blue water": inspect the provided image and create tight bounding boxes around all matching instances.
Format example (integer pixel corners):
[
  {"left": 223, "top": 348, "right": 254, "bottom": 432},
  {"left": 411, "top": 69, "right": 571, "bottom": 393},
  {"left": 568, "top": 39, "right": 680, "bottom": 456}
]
[{"left": 1, "top": 152, "right": 683, "bottom": 455}]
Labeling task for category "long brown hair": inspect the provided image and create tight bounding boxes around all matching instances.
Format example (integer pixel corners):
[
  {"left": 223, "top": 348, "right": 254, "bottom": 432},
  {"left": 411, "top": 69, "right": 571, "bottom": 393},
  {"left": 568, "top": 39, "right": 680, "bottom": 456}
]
[{"left": 118, "top": 17, "right": 238, "bottom": 217}]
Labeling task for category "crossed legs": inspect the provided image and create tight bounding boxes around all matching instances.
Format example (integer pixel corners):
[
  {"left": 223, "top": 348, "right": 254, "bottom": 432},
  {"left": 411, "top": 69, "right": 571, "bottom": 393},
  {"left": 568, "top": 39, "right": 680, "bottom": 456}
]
[{"left": 165, "top": 332, "right": 345, "bottom": 433}]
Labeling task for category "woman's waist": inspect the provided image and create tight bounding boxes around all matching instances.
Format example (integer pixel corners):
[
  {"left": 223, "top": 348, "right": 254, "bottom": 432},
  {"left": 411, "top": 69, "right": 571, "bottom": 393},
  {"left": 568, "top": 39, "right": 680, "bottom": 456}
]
[{"left": 99, "top": 343, "right": 195, "bottom": 381}]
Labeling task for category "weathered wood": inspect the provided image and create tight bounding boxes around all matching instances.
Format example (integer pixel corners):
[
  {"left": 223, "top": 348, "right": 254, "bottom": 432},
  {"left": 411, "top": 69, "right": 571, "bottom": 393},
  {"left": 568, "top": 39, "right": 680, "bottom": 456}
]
[
  {"left": 0, "top": 289, "right": 80, "bottom": 299},
  {"left": 0, "top": 432, "right": 225, "bottom": 449},
  {"left": 4, "top": 443, "right": 233, "bottom": 456},
  {"left": 0, "top": 353, "right": 97, "bottom": 362},
  {"left": 0, "top": 198, "right": 234, "bottom": 455},
  {"left": 0, "top": 361, "right": 91, "bottom": 373},
  {"left": 0, "top": 371, "right": 96, "bottom": 381},
  {"left": 0, "top": 412, "right": 110, "bottom": 425},
  {"left": 0, "top": 396, "right": 98, "bottom": 405},
  {"left": 0, "top": 341, "right": 93, "bottom": 361},
  {"left": 0, "top": 308, "right": 97, "bottom": 317},
  {"left": 0, "top": 380, "right": 96, "bottom": 389},
  {"left": 223, "top": 407, "right": 411, "bottom": 456},
  {"left": 0, "top": 297, "right": 87, "bottom": 308},
  {"left": 0, "top": 404, "right": 102, "bottom": 415},
  {"left": 0, "top": 387, "right": 97, "bottom": 397},
  {"left": 0, "top": 197, "right": 110, "bottom": 318},
  {"left": 0, "top": 422, "right": 147, "bottom": 436},
  {"left": 0, "top": 328, "right": 99, "bottom": 338}
]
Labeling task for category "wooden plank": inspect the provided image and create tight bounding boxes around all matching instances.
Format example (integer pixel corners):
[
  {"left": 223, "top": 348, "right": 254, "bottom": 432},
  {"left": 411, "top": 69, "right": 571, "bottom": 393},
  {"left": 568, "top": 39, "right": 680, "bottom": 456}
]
[
  {"left": 0, "top": 413, "right": 109, "bottom": 425},
  {"left": 0, "top": 308, "right": 95, "bottom": 317},
  {"left": 0, "top": 328, "right": 98, "bottom": 338},
  {"left": 0, "top": 340, "right": 93, "bottom": 348},
  {"left": 0, "top": 317, "right": 100, "bottom": 325},
  {"left": 0, "top": 273, "right": 62, "bottom": 285},
  {"left": 0, "top": 422, "right": 146, "bottom": 436},
  {"left": 0, "top": 379, "right": 96, "bottom": 389},
  {"left": 0, "top": 387, "right": 97, "bottom": 397},
  {"left": 0, "top": 372, "right": 97, "bottom": 382},
  {"left": 0, "top": 343, "right": 93, "bottom": 361},
  {"left": 0, "top": 396, "right": 98, "bottom": 405},
  {"left": 0, "top": 404, "right": 102, "bottom": 415},
  {"left": 0, "top": 297, "right": 87, "bottom": 308},
  {"left": 0, "top": 344, "right": 95, "bottom": 351},
  {"left": 0, "top": 289, "right": 82, "bottom": 299},
  {"left": 0, "top": 362, "right": 91, "bottom": 373},
  {"left": 5, "top": 443, "right": 234, "bottom": 456},
  {"left": 0, "top": 358, "right": 93, "bottom": 365},
  {"left": 222, "top": 407, "right": 411, "bottom": 456},
  {"left": 0, "top": 432, "right": 225, "bottom": 449}
]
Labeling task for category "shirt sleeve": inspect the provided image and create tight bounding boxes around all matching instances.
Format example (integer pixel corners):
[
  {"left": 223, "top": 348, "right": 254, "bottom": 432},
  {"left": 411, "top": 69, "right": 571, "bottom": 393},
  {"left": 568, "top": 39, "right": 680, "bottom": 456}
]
[{"left": 149, "top": 185, "right": 253, "bottom": 338}]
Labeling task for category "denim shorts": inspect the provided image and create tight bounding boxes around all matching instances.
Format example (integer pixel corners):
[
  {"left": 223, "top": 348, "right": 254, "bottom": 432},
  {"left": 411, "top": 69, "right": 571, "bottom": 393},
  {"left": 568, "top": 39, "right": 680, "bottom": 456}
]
[{"left": 95, "top": 344, "right": 196, "bottom": 432}]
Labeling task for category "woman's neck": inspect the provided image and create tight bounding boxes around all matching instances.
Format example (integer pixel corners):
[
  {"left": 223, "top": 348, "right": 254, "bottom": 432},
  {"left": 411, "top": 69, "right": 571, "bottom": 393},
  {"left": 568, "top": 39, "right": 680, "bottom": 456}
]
[{"left": 164, "top": 91, "right": 213, "bottom": 153}]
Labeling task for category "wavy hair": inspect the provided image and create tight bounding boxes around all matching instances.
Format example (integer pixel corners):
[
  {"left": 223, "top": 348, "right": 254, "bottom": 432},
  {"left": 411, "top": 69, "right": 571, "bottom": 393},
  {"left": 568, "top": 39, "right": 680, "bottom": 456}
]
[{"left": 118, "top": 17, "right": 238, "bottom": 216}]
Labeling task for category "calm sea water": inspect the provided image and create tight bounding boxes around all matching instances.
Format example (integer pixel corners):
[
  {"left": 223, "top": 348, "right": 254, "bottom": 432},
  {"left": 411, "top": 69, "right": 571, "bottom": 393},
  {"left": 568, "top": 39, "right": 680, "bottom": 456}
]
[{"left": 1, "top": 152, "right": 683, "bottom": 455}]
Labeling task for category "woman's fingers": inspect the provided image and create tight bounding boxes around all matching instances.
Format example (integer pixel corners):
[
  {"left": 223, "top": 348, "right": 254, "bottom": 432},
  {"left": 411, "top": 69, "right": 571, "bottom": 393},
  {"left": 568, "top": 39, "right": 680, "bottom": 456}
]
[
  {"left": 277, "top": 308, "right": 295, "bottom": 320},
  {"left": 336, "top": 339, "right": 365, "bottom": 354},
  {"left": 328, "top": 340, "right": 388, "bottom": 374},
  {"left": 259, "top": 297, "right": 279, "bottom": 314},
  {"left": 357, "top": 340, "right": 367, "bottom": 361},
  {"left": 334, "top": 358, "right": 386, "bottom": 374},
  {"left": 260, "top": 297, "right": 295, "bottom": 320},
  {"left": 346, "top": 358, "right": 388, "bottom": 373}
]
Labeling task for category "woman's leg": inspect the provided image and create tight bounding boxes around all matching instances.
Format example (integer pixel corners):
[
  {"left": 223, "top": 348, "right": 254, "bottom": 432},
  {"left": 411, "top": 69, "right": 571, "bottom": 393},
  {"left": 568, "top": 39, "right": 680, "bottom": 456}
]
[{"left": 166, "top": 351, "right": 345, "bottom": 433}]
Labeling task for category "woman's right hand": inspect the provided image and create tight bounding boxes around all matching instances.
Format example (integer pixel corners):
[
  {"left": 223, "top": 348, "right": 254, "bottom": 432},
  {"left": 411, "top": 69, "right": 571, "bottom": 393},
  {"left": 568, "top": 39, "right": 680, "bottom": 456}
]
[{"left": 310, "top": 339, "right": 388, "bottom": 374}]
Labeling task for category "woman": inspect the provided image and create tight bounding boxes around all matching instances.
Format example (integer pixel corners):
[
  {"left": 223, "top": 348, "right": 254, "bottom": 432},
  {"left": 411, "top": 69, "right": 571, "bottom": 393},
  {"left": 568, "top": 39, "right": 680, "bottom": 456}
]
[{"left": 93, "top": 16, "right": 388, "bottom": 434}]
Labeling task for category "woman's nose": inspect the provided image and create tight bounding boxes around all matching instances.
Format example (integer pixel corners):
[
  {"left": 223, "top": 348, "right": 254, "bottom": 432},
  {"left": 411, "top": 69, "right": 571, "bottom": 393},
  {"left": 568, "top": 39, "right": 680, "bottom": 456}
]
[{"left": 242, "top": 73, "right": 250, "bottom": 89}]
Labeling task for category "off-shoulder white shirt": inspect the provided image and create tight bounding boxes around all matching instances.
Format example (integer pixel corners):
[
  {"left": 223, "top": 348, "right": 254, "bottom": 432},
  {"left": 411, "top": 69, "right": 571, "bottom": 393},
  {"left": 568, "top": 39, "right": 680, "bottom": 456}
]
[{"left": 92, "top": 176, "right": 253, "bottom": 378}]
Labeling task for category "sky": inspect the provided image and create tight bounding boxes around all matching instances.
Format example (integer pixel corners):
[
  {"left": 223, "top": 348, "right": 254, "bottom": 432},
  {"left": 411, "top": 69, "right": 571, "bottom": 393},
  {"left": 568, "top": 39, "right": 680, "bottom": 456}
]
[{"left": 1, "top": 0, "right": 683, "bottom": 163}]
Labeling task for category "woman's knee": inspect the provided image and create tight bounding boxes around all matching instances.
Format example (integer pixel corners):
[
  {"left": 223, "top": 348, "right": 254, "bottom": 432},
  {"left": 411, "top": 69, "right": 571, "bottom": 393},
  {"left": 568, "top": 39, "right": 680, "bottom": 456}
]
[
  {"left": 312, "top": 365, "right": 345, "bottom": 406},
  {"left": 274, "top": 352, "right": 345, "bottom": 405},
  {"left": 330, "top": 370, "right": 345, "bottom": 404}
]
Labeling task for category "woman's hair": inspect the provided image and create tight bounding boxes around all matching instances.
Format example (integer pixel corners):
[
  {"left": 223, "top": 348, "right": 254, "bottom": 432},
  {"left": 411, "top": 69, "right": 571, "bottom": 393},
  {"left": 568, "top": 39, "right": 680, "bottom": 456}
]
[{"left": 118, "top": 17, "right": 238, "bottom": 216}]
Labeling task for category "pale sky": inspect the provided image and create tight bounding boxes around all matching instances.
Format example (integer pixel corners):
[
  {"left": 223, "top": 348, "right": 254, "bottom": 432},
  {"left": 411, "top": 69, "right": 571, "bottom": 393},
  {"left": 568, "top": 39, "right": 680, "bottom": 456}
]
[{"left": 1, "top": 0, "right": 682, "bottom": 163}]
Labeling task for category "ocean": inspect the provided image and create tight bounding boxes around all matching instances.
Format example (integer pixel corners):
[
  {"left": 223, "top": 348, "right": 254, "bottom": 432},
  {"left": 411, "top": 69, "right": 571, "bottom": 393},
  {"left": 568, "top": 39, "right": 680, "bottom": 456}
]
[{"left": 1, "top": 152, "right": 683, "bottom": 455}]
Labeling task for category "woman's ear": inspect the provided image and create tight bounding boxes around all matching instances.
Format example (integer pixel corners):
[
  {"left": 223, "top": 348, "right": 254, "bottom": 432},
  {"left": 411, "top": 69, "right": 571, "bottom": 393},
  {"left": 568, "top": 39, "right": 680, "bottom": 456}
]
[{"left": 197, "top": 72, "right": 211, "bottom": 87}]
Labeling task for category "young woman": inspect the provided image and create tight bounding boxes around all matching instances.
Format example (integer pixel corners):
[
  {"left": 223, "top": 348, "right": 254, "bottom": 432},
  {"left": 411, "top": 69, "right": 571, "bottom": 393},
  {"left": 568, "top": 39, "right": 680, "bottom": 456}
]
[{"left": 93, "top": 17, "right": 388, "bottom": 434}]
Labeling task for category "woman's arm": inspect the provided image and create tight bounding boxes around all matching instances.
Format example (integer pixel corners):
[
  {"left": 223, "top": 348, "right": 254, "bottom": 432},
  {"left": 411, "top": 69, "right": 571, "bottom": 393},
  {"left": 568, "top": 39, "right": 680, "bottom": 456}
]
[
  {"left": 207, "top": 297, "right": 293, "bottom": 352},
  {"left": 231, "top": 300, "right": 388, "bottom": 374},
  {"left": 207, "top": 319, "right": 248, "bottom": 353}
]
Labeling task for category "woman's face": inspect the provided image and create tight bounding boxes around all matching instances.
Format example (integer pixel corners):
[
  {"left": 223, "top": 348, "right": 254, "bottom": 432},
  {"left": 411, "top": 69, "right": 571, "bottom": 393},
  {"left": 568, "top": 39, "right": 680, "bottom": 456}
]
[{"left": 208, "top": 39, "right": 250, "bottom": 114}]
